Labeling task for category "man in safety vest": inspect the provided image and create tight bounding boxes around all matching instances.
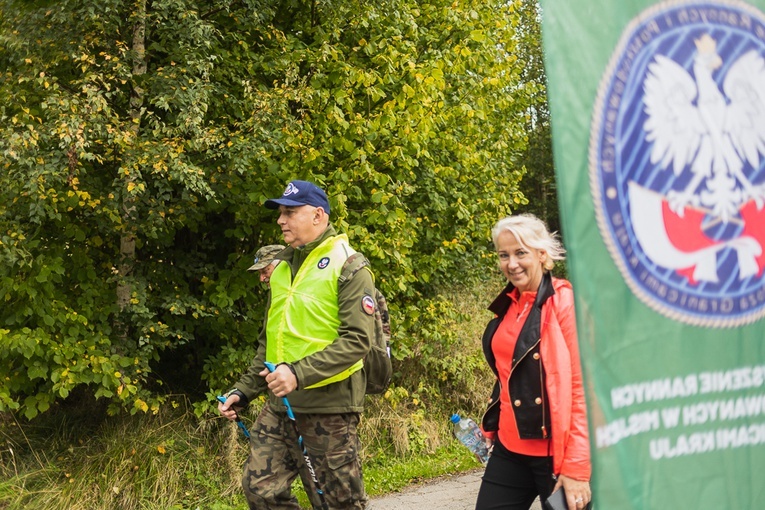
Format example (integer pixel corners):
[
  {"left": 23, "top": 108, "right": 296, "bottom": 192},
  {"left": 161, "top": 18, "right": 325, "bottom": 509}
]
[{"left": 218, "top": 180, "right": 375, "bottom": 510}]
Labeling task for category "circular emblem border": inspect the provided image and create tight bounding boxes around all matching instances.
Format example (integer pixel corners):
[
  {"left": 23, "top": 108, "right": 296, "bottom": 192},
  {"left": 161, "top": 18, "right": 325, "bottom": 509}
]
[{"left": 589, "top": 0, "right": 765, "bottom": 328}]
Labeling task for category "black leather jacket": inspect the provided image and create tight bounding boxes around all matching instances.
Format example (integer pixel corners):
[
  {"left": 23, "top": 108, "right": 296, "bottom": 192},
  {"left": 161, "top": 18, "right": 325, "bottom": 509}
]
[{"left": 481, "top": 273, "right": 555, "bottom": 440}]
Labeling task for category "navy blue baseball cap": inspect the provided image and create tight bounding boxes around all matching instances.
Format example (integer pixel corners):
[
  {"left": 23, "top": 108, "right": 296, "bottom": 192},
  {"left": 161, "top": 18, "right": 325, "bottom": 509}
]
[{"left": 264, "top": 180, "right": 330, "bottom": 215}]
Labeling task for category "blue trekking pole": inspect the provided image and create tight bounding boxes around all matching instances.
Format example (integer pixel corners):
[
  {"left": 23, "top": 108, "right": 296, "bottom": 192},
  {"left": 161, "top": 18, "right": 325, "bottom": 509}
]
[
  {"left": 264, "top": 361, "right": 329, "bottom": 510},
  {"left": 216, "top": 395, "right": 251, "bottom": 438}
]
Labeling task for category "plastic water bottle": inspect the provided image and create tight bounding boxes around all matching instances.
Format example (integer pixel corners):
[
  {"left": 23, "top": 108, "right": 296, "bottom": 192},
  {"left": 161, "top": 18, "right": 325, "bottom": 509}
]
[{"left": 450, "top": 414, "right": 490, "bottom": 464}]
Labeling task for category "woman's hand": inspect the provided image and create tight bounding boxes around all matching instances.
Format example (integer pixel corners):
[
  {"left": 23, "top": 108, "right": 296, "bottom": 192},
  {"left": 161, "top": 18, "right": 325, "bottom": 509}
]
[
  {"left": 553, "top": 474, "right": 591, "bottom": 510},
  {"left": 483, "top": 435, "right": 494, "bottom": 455}
]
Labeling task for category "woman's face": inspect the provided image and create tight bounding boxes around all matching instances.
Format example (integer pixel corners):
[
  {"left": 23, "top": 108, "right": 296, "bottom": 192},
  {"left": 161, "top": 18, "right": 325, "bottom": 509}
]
[{"left": 496, "top": 230, "right": 546, "bottom": 293}]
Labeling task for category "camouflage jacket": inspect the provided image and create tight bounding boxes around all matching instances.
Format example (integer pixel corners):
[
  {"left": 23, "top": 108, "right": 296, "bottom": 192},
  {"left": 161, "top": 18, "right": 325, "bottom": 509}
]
[{"left": 232, "top": 225, "right": 375, "bottom": 414}]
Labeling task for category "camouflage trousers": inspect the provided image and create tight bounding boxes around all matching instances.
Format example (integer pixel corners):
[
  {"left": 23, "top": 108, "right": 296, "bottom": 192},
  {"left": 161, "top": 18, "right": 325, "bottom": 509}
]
[{"left": 242, "top": 405, "right": 369, "bottom": 510}]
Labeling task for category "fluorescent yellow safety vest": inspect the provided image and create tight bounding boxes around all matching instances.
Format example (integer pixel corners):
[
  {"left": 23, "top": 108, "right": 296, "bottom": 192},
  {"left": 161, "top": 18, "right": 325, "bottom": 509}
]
[{"left": 266, "top": 234, "right": 363, "bottom": 389}]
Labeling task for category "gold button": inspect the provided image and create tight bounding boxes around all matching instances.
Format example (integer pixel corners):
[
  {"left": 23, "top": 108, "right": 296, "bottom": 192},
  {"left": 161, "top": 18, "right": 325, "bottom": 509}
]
[
  {"left": 535, "top": 397, "right": 542, "bottom": 405},
  {"left": 514, "top": 399, "right": 521, "bottom": 407},
  {"left": 533, "top": 353, "right": 540, "bottom": 360}
]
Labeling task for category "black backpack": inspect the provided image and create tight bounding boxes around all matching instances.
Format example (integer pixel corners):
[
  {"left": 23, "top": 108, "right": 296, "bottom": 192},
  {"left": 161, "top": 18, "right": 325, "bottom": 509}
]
[{"left": 340, "top": 253, "right": 393, "bottom": 394}]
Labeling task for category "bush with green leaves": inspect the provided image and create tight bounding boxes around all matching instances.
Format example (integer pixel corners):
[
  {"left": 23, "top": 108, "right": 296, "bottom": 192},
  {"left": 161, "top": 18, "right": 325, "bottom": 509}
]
[{"left": 0, "top": 0, "right": 547, "bottom": 419}]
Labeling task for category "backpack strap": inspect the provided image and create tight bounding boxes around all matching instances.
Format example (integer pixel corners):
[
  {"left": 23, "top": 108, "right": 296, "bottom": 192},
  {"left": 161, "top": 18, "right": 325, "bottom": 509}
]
[{"left": 339, "top": 252, "right": 374, "bottom": 283}]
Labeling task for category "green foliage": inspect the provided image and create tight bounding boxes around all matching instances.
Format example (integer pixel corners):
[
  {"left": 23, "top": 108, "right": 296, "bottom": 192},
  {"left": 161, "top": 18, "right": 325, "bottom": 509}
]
[
  {"left": 0, "top": 398, "right": 480, "bottom": 509},
  {"left": 365, "top": 442, "right": 481, "bottom": 494},
  {"left": 0, "top": 282, "right": 492, "bottom": 509},
  {"left": 0, "top": 0, "right": 545, "bottom": 419},
  {"left": 512, "top": 0, "right": 560, "bottom": 233},
  {"left": 0, "top": 398, "right": 245, "bottom": 510}
]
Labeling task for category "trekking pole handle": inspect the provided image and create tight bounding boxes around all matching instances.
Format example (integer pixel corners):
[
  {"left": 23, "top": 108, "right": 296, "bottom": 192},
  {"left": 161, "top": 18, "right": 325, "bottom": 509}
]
[
  {"left": 216, "top": 395, "right": 251, "bottom": 438},
  {"left": 263, "top": 361, "right": 297, "bottom": 420}
]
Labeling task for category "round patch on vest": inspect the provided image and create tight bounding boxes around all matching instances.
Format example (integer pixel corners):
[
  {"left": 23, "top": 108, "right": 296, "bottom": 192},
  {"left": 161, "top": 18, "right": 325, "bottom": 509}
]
[
  {"left": 361, "top": 295, "right": 375, "bottom": 316},
  {"left": 317, "top": 257, "right": 330, "bottom": 269}
]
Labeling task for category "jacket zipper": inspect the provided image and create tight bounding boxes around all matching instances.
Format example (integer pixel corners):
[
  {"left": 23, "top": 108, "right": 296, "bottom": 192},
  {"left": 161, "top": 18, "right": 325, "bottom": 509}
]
[
  {"left": 540, "top": 361, "right": 548, "bottom": 439},
  {"left": 516, "top": 301, "right": 530, "bottom": 322}
]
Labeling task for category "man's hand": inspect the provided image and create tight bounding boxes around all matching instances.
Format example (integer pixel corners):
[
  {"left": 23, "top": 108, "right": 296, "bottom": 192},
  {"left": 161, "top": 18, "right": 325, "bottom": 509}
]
[
  {"left": 217, "top": 393, "right": 242, "bottom": 422},
  {"left": 259, "top": 363, "right": 297, "bottom": 397}
]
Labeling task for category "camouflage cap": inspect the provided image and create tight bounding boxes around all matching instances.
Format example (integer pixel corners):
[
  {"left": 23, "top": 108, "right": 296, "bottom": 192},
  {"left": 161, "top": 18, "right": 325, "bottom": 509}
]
[{"left": 247, "top": 244, "right": 285, "bottom": 271}]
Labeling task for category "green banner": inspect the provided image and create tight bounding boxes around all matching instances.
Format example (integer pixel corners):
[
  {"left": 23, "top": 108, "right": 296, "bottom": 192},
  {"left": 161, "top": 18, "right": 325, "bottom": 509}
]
[{"left": 539, "top": 0, "right": 765, "bottom": 507}]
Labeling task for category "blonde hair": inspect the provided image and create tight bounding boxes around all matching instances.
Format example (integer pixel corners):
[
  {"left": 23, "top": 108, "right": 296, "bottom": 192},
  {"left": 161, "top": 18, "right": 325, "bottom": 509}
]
[{"left": 491, "top": 214, "right": 565, "bottom": 271}]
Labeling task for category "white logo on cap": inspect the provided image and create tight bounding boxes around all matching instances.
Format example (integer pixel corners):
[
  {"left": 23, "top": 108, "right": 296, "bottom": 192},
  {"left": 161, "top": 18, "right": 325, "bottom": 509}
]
[{"left": 283, "top": 182, "right": 299, "bottom": 196}]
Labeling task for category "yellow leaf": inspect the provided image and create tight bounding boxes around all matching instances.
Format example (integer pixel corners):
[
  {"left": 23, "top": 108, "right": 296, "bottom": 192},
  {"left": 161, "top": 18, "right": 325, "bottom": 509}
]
[
  {"left": 134, "top": 398, "right": 148, "bottom": 412},
  {"left": 157, "top": 445, "right": 166, "bottom": 454}
]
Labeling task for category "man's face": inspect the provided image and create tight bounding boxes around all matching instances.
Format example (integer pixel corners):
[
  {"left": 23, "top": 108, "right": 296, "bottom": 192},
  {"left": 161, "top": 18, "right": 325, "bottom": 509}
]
[
  {"left": 259, "top": 263, "right": 276, "bottom": 285},
  {"left": 277, "top": 205, "right": 322, "bottom": 247}
]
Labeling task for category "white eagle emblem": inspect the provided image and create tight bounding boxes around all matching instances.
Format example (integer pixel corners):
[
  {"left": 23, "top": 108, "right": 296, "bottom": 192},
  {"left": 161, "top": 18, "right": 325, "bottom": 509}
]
[
  {"left": 591, "top": 3, "right": 765, "bottom": 326},
  {"left": 643, "top": 34, "right": 765, "bottom": 222}
]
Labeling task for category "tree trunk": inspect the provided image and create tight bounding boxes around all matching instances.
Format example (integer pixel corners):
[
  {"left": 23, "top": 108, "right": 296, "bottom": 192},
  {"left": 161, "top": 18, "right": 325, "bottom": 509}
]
[{"left": 116, "top": 1, "right": 146, "bottom": 324}]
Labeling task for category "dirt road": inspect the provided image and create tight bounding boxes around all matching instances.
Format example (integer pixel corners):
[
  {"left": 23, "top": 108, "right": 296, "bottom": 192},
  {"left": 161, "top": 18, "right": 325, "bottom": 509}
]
[{"left": 369, "top": 469, "right": 543, "bottom": 510}]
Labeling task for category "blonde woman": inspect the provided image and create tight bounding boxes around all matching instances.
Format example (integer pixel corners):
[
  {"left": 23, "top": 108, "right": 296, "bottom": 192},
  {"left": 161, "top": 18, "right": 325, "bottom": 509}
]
[{"left": 476, "top": 214, "right": 591, "bottom": 510}]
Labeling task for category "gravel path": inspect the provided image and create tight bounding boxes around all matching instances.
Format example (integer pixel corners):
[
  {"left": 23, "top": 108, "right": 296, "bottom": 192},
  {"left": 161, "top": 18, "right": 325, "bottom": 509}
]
[{"left": 369, "top": 469, "right": 543, "bottom": 510}]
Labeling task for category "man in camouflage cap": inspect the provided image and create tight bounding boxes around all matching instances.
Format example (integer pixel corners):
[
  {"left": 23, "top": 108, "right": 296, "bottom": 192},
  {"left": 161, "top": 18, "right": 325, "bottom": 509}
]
[
  {"left": 247, "top": 244, "right": 285, "bottom": 285},
  {"left": 218, "top": 180, "right": 375, "bottom": 509}
]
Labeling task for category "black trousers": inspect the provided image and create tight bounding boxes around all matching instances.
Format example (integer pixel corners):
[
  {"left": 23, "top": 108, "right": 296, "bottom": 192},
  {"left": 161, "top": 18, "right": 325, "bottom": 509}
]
[{"left": 475, "top": 438, "right": 554, "bottom": 510}]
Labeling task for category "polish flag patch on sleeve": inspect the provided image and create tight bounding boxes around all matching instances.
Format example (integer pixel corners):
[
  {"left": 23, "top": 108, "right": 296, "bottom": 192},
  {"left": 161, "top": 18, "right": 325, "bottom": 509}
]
[{"left": 361, "top": 295, "right": 375, "bottom": 316}]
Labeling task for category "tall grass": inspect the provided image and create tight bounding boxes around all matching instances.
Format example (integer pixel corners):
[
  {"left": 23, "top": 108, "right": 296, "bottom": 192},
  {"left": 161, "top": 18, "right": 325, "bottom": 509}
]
[
  {"left": 0, "top": 280, "right": 499, "bottom": 509},
  {"left": 0, "top": 397, "right": 245, "bottom": 510}
]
